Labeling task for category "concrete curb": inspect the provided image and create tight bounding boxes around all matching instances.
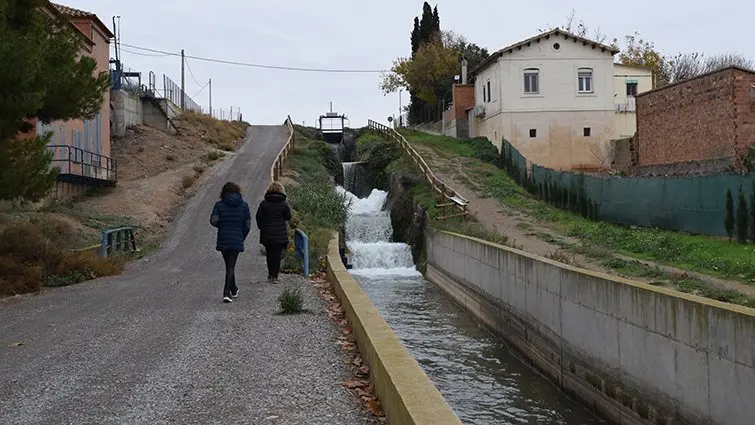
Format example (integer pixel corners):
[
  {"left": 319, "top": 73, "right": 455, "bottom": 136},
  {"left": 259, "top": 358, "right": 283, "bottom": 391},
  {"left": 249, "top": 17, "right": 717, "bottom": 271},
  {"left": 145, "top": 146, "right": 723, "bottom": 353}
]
[{"left": 325, "top": 233, "right": 462, "bottom": 425}]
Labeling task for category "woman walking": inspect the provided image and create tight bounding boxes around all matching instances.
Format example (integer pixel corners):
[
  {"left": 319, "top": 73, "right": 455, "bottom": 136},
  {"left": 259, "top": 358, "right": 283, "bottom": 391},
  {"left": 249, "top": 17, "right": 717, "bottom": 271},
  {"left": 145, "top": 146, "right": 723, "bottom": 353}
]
[
  {"left": 210, "top": 181, "right": 252, "bottom": 303},
  {"left": 256, "top": 181, "right": 292, "bottom": 283}
]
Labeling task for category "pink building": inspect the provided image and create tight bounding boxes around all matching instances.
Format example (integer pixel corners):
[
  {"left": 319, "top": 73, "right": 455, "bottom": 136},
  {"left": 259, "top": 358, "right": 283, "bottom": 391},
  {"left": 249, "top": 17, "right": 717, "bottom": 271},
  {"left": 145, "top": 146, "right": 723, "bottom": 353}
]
[{"left": 37, "top": 2, "right": 116, "bottom": 191}]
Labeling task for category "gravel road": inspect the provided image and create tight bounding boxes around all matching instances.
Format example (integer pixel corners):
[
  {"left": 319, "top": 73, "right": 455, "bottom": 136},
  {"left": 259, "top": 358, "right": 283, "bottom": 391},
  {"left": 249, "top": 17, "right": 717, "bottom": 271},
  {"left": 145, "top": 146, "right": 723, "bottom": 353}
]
[{"left": 0, "top": 125, "right": 375, "bottom": 425}]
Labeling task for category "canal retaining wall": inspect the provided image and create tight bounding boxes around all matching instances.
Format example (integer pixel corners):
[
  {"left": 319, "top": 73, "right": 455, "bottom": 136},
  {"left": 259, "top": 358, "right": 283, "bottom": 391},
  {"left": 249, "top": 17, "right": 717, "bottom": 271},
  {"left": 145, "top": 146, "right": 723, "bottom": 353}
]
[
  {"left": 326, "top": 234, "right": 462, "bottom": 425},
  {"left": 425, "top": 229, "right": 755, "bottom": 425}
]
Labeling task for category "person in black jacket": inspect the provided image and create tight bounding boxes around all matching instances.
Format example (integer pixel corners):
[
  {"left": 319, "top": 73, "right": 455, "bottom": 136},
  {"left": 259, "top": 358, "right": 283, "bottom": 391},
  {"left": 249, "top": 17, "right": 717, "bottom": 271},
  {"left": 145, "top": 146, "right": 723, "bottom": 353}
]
[
  {"left": 210, "top": 181, "right": 252, "bottom": 303},
  {"left": 256, "top": 180, "right": 292, "bottom": 283}
]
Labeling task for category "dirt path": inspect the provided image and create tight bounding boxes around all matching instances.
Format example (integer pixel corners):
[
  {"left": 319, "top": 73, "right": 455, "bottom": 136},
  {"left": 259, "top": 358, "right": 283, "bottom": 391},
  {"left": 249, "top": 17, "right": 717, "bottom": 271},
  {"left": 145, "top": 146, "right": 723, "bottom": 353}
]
[{"left": 412, "top": 143, "right": 755, "bottom": 299}]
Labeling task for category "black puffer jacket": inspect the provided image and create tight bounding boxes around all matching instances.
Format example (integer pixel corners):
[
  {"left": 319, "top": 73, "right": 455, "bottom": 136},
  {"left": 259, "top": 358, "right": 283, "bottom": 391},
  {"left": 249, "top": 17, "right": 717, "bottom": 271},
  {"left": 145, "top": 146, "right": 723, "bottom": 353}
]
[{"left": 255, "top": 191, "right": 292, "bottom": 246}]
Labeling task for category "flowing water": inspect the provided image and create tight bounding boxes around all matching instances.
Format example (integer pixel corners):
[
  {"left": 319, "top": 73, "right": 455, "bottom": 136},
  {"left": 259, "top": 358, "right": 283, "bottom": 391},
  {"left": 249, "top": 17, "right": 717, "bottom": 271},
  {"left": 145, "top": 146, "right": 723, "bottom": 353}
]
[
  {"left": 339, "top": 186, "right": 606, "bottom": 425},
  {"left": 342, "top": 162, "right": 370, "bottom": 198}
]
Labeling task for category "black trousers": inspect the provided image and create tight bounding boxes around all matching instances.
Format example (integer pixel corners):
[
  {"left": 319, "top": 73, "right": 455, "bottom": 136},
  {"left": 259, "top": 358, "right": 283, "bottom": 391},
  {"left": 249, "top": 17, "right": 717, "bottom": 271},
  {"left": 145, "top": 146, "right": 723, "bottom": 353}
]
[
  {"left": 263, "top": 243, "right": 287, "bottom": 279},
  {"left": 221, "top": 250, "right": 240, "bottom": 297}
]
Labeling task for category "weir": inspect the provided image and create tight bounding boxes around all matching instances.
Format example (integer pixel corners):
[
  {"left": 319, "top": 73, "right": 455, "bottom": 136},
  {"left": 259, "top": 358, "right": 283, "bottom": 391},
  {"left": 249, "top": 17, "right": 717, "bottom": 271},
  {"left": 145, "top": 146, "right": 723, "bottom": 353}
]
[{"left": 337, "top": 185, "right": 605, "bottom": 425}]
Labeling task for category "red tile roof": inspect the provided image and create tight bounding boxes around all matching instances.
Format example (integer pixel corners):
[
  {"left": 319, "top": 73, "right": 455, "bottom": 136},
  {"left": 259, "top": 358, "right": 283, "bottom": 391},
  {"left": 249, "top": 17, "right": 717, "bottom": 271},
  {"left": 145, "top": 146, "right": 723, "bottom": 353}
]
[{"left": 50, "top": 2, "right": 114, "bottom": 39}]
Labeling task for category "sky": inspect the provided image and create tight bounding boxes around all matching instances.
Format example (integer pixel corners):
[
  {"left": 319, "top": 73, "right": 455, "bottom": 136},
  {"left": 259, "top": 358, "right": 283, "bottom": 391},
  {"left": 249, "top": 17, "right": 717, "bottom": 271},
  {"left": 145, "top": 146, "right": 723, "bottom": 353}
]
[{"left": 67, "top": 0, "right": 754, "bottom": 127}]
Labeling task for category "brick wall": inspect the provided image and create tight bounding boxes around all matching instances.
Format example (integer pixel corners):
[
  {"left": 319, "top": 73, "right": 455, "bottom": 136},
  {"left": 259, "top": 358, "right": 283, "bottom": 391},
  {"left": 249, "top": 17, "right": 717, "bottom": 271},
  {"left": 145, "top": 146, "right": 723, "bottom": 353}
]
[
  {"left": 635, "top": 67, "right": 755, "bottom": 169},
  {"left": 452, "top": 84, "right": 474, "bottom": 120}
]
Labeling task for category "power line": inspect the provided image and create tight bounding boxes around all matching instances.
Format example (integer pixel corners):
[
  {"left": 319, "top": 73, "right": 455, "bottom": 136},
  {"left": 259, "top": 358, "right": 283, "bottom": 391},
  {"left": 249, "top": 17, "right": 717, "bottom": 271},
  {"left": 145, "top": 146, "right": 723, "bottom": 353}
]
[
  {"left": 120, "top": 48, "right": 171, "bottom": 57},
  {"left": 192, "top": 81, "right": 209, "bottom": 98},
  {"left": 120, "top": 43, "right": 389, "bottom": 73},
  {"left": 184, "top": 58, "right": 203, "bottom": 87}
]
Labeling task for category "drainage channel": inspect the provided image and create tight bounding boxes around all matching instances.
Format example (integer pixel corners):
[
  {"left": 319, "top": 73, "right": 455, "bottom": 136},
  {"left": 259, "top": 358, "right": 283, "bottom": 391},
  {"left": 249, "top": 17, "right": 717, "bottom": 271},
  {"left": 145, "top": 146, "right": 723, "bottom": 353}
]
[{"left": 339, "top": 186, "right": 606, "bottom": 425}]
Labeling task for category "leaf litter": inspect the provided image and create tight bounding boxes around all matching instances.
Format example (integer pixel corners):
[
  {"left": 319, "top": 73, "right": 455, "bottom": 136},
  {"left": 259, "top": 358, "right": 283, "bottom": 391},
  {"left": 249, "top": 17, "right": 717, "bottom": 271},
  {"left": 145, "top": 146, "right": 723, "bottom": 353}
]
[{"left": 309, "top": 272, "right": 386, "bottom": 421}]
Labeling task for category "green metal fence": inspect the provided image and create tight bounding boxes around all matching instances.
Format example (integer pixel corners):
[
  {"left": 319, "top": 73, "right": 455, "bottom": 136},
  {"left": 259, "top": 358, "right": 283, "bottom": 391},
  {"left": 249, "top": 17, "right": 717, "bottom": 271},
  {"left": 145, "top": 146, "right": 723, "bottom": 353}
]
[{"left": 504, "top": 140, "right": 752, "bottom": 237}]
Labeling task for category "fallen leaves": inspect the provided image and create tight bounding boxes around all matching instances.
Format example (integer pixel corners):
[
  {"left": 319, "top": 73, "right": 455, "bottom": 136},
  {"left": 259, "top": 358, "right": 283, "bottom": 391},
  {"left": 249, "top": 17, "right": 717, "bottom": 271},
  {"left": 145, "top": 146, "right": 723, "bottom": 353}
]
[{"left": 309, "top": 272, "right": 386, "bottom": 421}]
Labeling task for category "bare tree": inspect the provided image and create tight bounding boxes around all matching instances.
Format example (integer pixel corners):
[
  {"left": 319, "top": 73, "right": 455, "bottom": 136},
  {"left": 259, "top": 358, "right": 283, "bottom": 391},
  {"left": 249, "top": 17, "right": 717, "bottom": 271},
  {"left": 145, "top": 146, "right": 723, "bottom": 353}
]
[
  {"left": 663, "top": 52, "right": 704, "bottom": 84},
  {"left": 703, "top": 53, "right": 754, "bottom": 73},
  {"left": 538, "top": 9, "right": 611, "bottom": 44},
  {"left": 589, "top": 141, "right": 616, "bottom": 169}
]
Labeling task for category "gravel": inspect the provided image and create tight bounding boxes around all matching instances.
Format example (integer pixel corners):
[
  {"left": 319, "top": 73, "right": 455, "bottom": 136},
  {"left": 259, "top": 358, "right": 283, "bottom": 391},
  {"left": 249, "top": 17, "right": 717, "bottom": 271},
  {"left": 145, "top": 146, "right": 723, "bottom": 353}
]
[{"left": 0, "top": 125, "right": 376, "bottom": 425}]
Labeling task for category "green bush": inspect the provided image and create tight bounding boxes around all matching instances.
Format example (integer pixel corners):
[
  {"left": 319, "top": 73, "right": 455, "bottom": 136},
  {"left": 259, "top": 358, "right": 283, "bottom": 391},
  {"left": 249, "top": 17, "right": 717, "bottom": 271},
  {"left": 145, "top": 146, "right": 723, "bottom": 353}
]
[{"left": 278, "top": 284, "right": 304, "bottom": 314}]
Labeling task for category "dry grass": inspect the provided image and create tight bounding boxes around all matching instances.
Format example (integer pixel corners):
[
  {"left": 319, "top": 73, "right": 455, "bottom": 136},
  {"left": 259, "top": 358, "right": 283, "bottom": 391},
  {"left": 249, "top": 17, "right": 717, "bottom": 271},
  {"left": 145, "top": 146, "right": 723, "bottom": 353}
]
[
  {"left": 181, "top": 174, "right": 196, "bottom": 189},
  {"left": 0, "top": 218, "right": 125, "bottom": 297},
  {"left": 174, "top": 111, "right": 248, "bottom": 152}
]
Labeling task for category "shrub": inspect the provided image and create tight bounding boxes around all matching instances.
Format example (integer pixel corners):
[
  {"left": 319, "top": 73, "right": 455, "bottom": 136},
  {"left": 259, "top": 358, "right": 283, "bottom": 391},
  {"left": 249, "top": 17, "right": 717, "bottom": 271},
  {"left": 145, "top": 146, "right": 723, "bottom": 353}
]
[
  {"left": 737, "top": 186, "right": 748, "bottom": 244},
  {"left": 181, "top": 174, "right": 196, "bottom": 189},
  {"left": 289, "top": 183, "right": 351, "bottom": 230},
  {"left": 0, "top": 220, "right": 124, "bottom": 297},
  {"left": 461, "top": 137, "right": 501, "bottom": 165},
  {"left": 165, "top": 154, "right": 176, "bottom": 161},
  {"left": 278, "top": 284, "right": 303, "bottom": 314}
]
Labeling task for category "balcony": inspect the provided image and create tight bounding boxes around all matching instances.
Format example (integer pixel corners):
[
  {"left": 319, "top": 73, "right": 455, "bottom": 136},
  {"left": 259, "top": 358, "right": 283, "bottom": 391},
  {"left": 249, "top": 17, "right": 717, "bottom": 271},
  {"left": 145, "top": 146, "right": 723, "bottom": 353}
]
[
  {"left": 615, "top": 96, "right": 636, "bottom": 113},
  {"left": 47, "top": 145, "right": 117, "bottom": 186}
]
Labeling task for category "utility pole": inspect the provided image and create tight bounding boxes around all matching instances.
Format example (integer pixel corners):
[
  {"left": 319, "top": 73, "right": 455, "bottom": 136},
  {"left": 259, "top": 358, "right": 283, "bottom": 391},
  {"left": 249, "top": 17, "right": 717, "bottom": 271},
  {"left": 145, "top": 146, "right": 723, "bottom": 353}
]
[
  {"left": 208, "top": 78, "right": 212, "bottom": 117},
  {"left": 399, "top": 90, "right": 402, "bottom": 127},
  {"left": 180, "top": 49, "right": 185, "bottom": 109}
]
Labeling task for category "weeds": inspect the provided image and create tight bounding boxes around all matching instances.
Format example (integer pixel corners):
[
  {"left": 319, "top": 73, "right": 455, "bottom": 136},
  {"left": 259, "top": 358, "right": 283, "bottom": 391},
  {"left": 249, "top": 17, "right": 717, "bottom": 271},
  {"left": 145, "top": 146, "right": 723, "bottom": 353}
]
[
  {"left": 278, "top": 284, "right": 304, "bottom": 314},
  {"left": 202, "top": 151, "right": 224, "bottom": 163},
  {"left": 181, "top": 174, "right": 196, "bottom": 189},
  {"left": 0, "top": 220, "right": 124, "bottom": 297},
  {"left": 165, "top": 154, "right": 176, "bottom": 161},
  {"left": 546, "top": 250, "right": 577, "bottom": 265},
  {"left": 176, "top": 111, "right": 247, "bottom": 151}
]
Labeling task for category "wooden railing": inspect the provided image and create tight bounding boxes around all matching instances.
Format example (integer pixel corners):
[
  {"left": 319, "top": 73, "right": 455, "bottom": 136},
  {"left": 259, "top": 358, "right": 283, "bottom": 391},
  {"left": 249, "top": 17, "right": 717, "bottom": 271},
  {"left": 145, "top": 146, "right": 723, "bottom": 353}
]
[
  {"left": 271, "top": 115, "right": 296, "bottom": 182},
  {"left": 367, "top": 119, "right": 469, "bottom": 220}
]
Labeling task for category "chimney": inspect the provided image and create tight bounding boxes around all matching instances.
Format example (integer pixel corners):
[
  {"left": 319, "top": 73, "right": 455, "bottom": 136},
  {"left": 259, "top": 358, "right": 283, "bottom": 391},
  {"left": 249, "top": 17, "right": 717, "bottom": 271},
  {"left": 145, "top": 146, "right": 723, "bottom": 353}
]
[{"left": 461, "top": 58, "right": 468, "bottom": 84}]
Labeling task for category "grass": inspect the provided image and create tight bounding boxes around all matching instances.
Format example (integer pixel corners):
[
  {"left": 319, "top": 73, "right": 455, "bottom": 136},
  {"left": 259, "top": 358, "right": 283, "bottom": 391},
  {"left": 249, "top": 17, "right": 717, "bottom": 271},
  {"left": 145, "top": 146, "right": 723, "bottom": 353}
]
[
  {"left": 278, "top": 284, "right": 304, "bottom": 314},
  {"left": 399, "top": 129, "right": 755, "bottom": 284},
  {"left": 177, "top": 111, "right": 248, "bottom": 151},
  {"left": 285, "top": 137, "right": 352, "bottom": 272},
  {"left": 0, "top": 218, "right": 125, "bottom": 297}
]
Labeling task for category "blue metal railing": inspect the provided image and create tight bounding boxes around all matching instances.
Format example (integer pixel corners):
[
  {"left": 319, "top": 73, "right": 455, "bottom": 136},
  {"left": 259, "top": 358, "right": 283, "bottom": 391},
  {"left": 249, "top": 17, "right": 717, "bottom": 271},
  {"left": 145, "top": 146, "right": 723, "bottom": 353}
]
[
  {"left": 294, "top": 229, "right": 309, "bottom": 277},
  {"left": 99, "top": 227, "right": 138, "bottom": 258}
]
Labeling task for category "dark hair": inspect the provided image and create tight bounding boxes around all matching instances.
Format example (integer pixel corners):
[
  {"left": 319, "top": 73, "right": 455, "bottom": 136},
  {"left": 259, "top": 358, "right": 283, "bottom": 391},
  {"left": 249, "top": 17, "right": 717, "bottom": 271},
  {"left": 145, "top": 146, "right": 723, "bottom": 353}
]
[{"left": 220, "top": 181, "right": 241, "bottom": 199}]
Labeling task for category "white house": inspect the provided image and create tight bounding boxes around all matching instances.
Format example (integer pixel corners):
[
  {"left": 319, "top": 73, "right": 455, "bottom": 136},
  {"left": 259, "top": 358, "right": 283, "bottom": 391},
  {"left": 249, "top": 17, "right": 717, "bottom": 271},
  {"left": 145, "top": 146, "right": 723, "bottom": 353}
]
[
  {"left": 469, "top": 29, "right": 620, "bottom": 171},
  {"left": 612, "top": 63, "right": 654, "bottom": 139}
]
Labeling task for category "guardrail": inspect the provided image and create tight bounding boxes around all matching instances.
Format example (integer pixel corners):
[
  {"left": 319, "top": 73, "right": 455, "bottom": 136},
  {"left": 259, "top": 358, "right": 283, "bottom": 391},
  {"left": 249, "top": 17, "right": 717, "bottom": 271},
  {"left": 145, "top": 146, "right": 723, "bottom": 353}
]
[
  {"left": 294, "top": 229, "right": 309, "bottom": 277},
  {"left": 271, "top": 115, "right": 296, "bottom": 182},
  {"left": 99, "top": 227, "right": 138, "bottom": 258},
  {"left": 367, "top": 119, "right": 469, "bottom": 221},
  {"left": 47, "top": 144, "right": 118, "bottom": 183}
]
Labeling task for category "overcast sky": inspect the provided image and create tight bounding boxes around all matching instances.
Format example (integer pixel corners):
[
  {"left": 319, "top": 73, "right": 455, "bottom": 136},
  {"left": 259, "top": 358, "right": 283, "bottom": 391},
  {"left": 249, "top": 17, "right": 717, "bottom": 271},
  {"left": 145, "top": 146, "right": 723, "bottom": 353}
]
[{"left": 68, "top": 0, "right": 753, "bottom": 127}]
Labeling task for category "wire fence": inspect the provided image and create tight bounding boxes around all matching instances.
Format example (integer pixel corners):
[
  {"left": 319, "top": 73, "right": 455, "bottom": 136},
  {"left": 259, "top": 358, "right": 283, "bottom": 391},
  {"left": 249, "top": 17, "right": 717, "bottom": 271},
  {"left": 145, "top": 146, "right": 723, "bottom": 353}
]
[{"left": 111, "top": 63, "right": 203, "bottom": 113}]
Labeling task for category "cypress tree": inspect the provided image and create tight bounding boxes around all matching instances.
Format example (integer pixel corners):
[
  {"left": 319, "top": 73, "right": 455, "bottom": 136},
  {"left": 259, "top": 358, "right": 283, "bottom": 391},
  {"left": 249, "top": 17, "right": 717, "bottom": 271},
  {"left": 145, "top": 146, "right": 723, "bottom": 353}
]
[
  {"left": 410, "top": 17, "right": 420, "bottom": 57},
  {"left": 737, "top": 186, "right": 748, "bottom": 244},
  {"left": 432, "top": 6, "right": 440, "bottom": 32},
  {"left": 725, "top": 188, "right": 735, "bottom": 241}
]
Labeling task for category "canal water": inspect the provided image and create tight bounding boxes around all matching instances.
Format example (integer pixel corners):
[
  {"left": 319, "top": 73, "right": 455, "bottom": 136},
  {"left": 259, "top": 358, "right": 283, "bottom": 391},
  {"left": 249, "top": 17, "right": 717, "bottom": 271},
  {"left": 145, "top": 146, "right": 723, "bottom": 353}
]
[{"left": 338, "top": 186, "right": 606, "bottom": 425}]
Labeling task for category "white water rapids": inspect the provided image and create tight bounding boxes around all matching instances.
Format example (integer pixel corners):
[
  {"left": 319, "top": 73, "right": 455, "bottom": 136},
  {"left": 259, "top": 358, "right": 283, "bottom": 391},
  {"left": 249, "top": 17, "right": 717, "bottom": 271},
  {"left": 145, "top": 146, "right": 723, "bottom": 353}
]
[{"left": 336, "top": 186, "right": 421, "bottom": 278}]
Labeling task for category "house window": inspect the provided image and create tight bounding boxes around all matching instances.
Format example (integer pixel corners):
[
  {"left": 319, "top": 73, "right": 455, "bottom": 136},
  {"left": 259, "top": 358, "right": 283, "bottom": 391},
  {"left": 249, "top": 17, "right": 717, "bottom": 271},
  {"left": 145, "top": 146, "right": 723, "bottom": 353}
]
[
  {"left": 529, "top": 129, "right": 537, "bottom": 138},
  {"left": 626, "top": 81, "right": 638, "bottom": 96},
  {"left": 524, "top": 68, "right": 539, "bottom": 94},
  {"left": 583, "top": 127, "right": 591, "bottom": 137},
  {"left": 578, "top": 68, "right": 593, "bottom": 93},
  {"left": 486, "top": 81, "right": 491, "bottom": 102}
]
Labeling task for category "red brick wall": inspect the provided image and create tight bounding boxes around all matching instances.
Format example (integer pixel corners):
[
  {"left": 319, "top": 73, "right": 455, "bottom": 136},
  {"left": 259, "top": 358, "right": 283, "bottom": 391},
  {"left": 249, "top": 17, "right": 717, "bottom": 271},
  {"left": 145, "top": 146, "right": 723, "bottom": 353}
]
[
  {"left": 452, "top": 84, "right": 474, "bottom": 120},
  {"left": 733, "top": 70, "right": 755, "bottom": 168},
  {"left": 635, "top": 68, "right": 752, "bottom": 167}
]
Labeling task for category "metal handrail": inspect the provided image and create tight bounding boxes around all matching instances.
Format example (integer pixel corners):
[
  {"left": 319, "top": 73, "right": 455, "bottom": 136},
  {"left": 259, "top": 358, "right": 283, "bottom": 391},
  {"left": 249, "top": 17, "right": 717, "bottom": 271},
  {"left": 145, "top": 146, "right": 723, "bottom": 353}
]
[
  {"left": 294, "top": 229, "right": 309, "bottom": 277},
  {"left": 270, "top": 115, "right": 296, "bottom": 182},
  {"left": 99, "top": 226, "right": 138, "bottom": 257},
  {"left": 47, "top": 144, "right": 118, "bottom": 182},
  {"left": 367, "top": 119, "right": 469, "bottom": 220}
]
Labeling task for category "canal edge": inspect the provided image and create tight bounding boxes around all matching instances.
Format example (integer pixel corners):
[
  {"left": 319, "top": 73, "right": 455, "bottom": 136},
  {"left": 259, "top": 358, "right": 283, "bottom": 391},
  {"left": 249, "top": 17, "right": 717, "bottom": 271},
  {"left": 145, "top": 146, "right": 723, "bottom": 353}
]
[{"left": 325, "top": 232, "right": 463, "bottom": 425}]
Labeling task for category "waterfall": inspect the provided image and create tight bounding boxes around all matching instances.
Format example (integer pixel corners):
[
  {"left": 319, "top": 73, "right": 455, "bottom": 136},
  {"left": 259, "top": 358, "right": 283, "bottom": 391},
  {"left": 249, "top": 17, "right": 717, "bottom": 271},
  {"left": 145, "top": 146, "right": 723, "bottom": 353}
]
[
  {"left": 337, "top": 186, "right": 420, "bottom": 278},
  {"left": 342, "top": 162, "right": 368, "bottom": 197}
]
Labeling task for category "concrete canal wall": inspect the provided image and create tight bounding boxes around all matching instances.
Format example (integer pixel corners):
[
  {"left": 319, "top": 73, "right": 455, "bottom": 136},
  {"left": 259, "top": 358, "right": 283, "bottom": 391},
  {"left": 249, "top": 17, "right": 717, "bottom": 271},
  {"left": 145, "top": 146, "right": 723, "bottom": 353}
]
[{"left": 425, "top": 229, "right": 755, "bottom": 425}]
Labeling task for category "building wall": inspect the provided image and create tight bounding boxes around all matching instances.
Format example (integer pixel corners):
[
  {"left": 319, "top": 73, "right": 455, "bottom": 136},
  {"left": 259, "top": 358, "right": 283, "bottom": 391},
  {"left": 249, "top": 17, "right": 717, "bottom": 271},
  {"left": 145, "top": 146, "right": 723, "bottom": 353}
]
[
  {"left": 41, "top": 15, "right": 111, "bottom": 161},
  {"left": 473, "top": 35, "right": 616, "bottom": 169},
  {"left": 612, "top": 64, "right": 654, "bottom": 139},
  {"left": 635, "top": 68, "right": 755, "bottom": 167}
]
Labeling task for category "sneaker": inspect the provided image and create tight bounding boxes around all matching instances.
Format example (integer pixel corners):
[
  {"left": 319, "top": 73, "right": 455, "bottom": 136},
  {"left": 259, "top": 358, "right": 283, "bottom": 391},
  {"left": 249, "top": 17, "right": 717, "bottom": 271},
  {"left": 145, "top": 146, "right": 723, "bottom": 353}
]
[
  {"left": 223, "top": 296, "right": 232, "bottom": 303},
  {"left": 231, "top": 289, "right": 239, "bottom": 298}
]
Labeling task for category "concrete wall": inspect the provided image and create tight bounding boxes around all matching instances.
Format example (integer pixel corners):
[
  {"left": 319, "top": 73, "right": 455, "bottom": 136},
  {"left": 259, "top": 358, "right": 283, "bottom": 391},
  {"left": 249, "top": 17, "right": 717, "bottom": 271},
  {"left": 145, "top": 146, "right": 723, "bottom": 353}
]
[
  {"left": 111, "top": 90, "right": 143, "bottom": 137},
  {"left": 426, "top": 230, "right": 755, "bottom": 425},
  {"left": 141, "top": 98, "right": 177, "bottom": 134},
  {"left": 326, "top": 235, "right": 462, "bottom": 425}
]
